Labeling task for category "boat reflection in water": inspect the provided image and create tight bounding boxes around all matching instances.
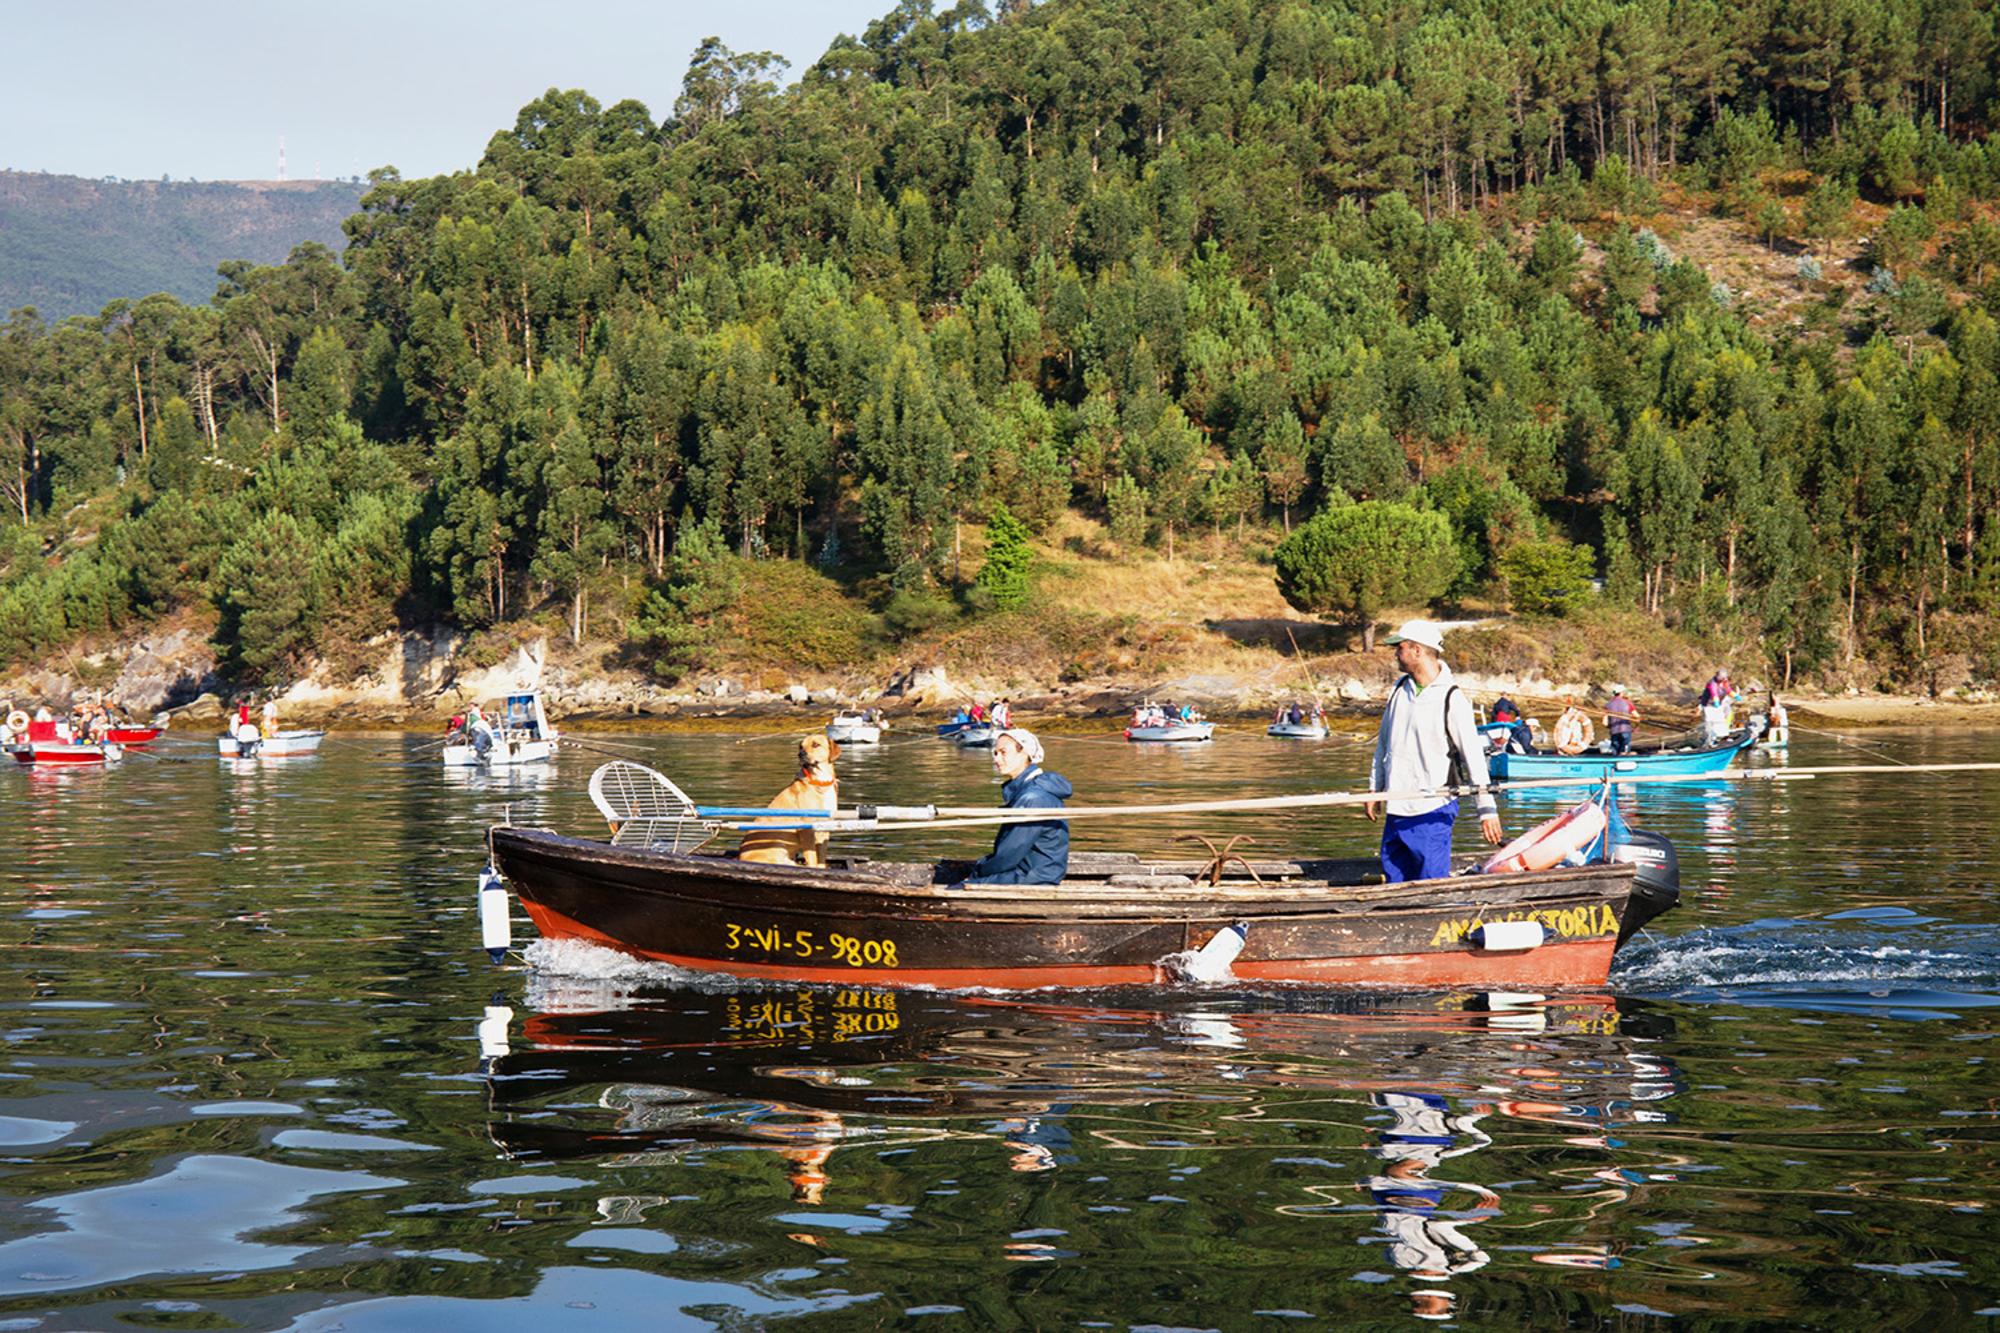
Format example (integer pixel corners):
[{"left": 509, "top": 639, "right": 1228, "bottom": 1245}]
[{"left": 480, "top": 967, "right": 1681, "bottom": 1304}]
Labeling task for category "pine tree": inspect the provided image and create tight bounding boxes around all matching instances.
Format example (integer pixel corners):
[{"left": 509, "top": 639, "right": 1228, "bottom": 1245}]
[{"left": 974, "top": 502, "right": 1034, "bottom": 610}]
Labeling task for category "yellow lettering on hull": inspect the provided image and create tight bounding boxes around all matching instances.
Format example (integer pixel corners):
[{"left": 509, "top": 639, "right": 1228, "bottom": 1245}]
[
  {"left": 1429, "top": 902, "right": 1621, "bottom": 948},
  {"left": 724, "top": 921, "right": 900, "bottom": 968}
]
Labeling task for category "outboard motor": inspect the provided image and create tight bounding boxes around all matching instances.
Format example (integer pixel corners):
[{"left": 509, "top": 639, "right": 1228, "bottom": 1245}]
[
  {"left": 1608, "top": 828, "right": 1680, "bottom": 947},
  {"left": 1596, "top": 779, "right": 1681, "bottom": 947}
]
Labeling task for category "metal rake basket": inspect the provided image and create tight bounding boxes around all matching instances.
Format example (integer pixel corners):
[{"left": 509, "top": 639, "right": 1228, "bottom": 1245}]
[{"left": 587, "top": 760, "right": 713, "bottom": 852}]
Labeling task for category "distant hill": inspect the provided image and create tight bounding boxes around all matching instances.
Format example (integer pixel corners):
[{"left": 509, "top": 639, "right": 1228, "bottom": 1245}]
[{"left": 0, "top": 172, "right": 366, "bottom": 320}]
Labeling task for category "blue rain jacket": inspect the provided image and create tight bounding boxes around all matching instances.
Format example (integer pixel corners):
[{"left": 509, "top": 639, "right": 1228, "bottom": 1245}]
[{"left": 966, "top": 766, "right": 1073, "bottom": 885}]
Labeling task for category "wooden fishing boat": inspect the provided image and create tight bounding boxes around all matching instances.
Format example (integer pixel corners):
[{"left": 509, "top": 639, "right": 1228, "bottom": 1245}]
[
  {"left": 825, "top": 713, "right": 882, "bottom": 745},
  {"left": 6, "top": 720, "right": 124, "bottom": 765},
  {"left": 487, "top": 827, "right": 1678, "bottom": 991},
  {"left": 1489, "top": 723, "right": 1762, "bottom": 782},
  {"left": 1126, "top": 720, "right": 1215, "bottom": 742},
  {"left": 218, "top": 728, "right": 326, "bottom": 758}
]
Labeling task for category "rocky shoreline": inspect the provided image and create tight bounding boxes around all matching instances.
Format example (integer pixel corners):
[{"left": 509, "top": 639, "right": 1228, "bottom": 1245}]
[{"left": 10, "top": 622, "right": 1996, "bottom": 736}]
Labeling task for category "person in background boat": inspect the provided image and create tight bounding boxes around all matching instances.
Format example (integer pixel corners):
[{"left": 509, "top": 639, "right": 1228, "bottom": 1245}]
[
  {"left": 1699, "top": 668, "right": 1737, "bottom": 743},
  {"left": 468, "top": 705, "right": 496, "bottom": 759},
  {"left": 962, "top": 728, "right": 1072, "bottom": 885},
  {"left": 1602, "top": 685, "right": 1639, "bottom": 754},
  {"left": 1365, "top": 621, "right": 1504, "bottom": 882},
  {"left": 992, "top": 698, "right": 1012, "bottom": 728},
  {"left": 1551, "top": 698, "right": 1594, "bottom": 755},
  {"left": 1288, "top": 702, "right": 1305, "bottom": 726},
  {"left": 1766, "top": 694, "right": 1789, "bottom": 747},
  {"left": 971, "top": 700, "right": 988, "bottom": 725},
  {"left": 1487, "top": 694, "right": 1536, "bottom": 755},
  {"left": 260, "top": 699, "right": 279, "bottom": 739},
  {"left": 230, "top": 701, "right": 261, "bottom": 753}
]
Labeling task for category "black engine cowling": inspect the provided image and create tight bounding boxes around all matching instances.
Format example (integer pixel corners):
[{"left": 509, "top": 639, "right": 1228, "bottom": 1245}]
[{"left": 1609, "top": 828, "right": 1681, "bottom": 947}]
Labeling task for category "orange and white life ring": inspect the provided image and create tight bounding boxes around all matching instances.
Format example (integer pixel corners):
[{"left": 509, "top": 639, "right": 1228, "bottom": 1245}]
[
  {"left": 1482, "top": 799, "right": 1609, "bottom": 875},
  {"left": 4, "top": 710, "right": 27, "bottom": 733}
]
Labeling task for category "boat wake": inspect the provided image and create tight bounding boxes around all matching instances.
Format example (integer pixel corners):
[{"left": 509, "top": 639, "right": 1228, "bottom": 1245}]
[
  {"left": 522, "top": 939, "right": 750, "bottom": 1008},
  {"left": 1614, "top": 906, "right": 2000, "bottom": 1017}
]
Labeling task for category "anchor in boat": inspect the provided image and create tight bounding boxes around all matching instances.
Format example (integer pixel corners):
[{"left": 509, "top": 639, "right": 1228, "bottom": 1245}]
[{"left": 1176, "top": 832, "right": 1264, "bottom": 887}]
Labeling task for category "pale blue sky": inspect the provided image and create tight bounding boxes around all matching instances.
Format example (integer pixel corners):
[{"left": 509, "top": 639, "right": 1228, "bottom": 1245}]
[{"left": 9, "top": 0, "right": 896, "bottom": 182}]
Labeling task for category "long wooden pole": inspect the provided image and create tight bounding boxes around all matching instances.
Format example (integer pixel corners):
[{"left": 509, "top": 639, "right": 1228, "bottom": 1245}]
[{"left": 700, "top": 761, "right": 2000, "bottom": 833}]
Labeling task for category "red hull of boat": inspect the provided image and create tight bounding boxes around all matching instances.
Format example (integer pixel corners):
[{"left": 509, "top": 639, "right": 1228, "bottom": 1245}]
[
  {"left": 8, "top": 744, "right": 116, "bottom": 765},
  {"left": 102, "top": 727, "right": 161, "bottom": 744}
]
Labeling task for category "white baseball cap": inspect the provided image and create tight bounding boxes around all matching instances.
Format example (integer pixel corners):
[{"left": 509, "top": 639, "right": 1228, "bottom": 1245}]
[
  {"left": 1381, "top": 619, "right": 1445, "bottom": 653},
  {"left": 995, "top": 728, "right": 1044, "bottom": 764}
]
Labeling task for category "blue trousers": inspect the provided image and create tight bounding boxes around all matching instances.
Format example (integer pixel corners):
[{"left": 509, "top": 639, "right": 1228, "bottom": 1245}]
[{"left": 1380, "top": 802, "right": 1458, "bottom": 883}]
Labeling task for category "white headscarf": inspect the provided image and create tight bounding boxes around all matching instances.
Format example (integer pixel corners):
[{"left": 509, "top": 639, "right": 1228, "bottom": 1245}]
[{"left": 997, "top": 728, "right": 1043, "bottom": 765}]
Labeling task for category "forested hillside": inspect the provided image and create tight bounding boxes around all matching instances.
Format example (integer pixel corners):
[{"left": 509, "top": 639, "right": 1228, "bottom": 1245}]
[
  {"left": 3, "top": 0, "right": 1999, "bottom": 693},
  {"left": 0, "top": 173, "right": 364, "bottom": 320}
]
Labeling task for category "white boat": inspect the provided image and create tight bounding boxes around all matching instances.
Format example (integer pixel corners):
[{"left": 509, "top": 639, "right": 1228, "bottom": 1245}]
[
  {"left": 443, "top": 691, "right": 559, "bottom": 768},
  {"left": 1126, "top": 721, "right": 1215, "bottom": 742},
  {"left": 218, "top": 728, "right": 326, "bottom": 758},
  {"left": 825, "top": 713, "right": 882, "bottom": 745},
  {"left": 1266, "top": 719, "right": 1328, "bottom": 739},
  {"left": 955, "top": 724, "right": 996, "bottom": 747}
]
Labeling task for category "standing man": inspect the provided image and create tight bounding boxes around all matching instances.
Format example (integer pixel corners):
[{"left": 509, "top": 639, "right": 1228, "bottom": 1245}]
[
  {"left": 1365, "top": 620, "right": 1504, "bottom": 882},
  {"left": 1603, "top": 685, "right": 1639, "bottom": 754}
]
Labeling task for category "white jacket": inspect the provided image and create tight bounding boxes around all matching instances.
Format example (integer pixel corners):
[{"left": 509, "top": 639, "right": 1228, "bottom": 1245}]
[{"left": 1370, "top": 666, "right": 1498, "bottom": 819}]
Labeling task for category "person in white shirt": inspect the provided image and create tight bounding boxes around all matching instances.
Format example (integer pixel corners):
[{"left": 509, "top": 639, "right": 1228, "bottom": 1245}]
[{"left": 1364, "top": 620, "right": 1505, "bottom": 881}]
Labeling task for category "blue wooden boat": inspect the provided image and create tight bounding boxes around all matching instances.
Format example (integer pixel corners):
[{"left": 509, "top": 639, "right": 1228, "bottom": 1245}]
[{"left": 1490, "top": 724, "right": 1762, "bottom": 782}]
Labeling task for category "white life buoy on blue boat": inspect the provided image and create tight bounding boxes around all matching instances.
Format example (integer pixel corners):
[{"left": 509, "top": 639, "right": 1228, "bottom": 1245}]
[{"left": 478, "top": 865, "right": 512, "bottom": 961}]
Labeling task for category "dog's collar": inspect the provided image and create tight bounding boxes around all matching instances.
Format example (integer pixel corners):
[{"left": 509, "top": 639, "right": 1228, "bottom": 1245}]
[{"left": 798, "top": 771, "right": 837, "bottom": 788}]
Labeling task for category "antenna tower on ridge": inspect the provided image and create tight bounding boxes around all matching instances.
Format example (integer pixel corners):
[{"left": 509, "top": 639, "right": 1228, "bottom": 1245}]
[{"left": 277, "top": 136, "right": 287, "bottom": 182}]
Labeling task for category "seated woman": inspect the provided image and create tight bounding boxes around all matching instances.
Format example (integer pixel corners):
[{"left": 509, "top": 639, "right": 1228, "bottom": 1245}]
[{"left": 962, "top": 729, "right": 1072, "bottom": 885}]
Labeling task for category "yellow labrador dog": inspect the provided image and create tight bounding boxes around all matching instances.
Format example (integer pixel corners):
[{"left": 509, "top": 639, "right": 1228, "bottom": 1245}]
[{"left": 737, "top": 733, "right": 840, "bottom": 867}]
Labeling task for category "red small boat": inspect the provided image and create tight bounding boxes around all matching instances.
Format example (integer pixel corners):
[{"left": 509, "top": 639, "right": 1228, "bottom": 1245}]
[
  {"left": 5, "top": 720, "right": 124, "bottom": 765},
  {"left": 102, "top": 726, "right": 163, "bottom": 745}
]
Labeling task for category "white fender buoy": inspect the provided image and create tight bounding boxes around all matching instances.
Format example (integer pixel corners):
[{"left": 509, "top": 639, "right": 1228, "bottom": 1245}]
[
  {"left": 478, "top": 865, "right": 512, "bottom": 962},
  {"left": 1472, "top": 919, "right": 1545, "bottom": 952},
  {"left": 1158, "top": 921, "right": 1249, "bottom": 983}
]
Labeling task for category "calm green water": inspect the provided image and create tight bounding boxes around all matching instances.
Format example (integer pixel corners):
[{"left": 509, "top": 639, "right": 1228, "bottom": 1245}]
[{"left": 1, "top": 725, "right": 1996, "bottom": 1329}]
